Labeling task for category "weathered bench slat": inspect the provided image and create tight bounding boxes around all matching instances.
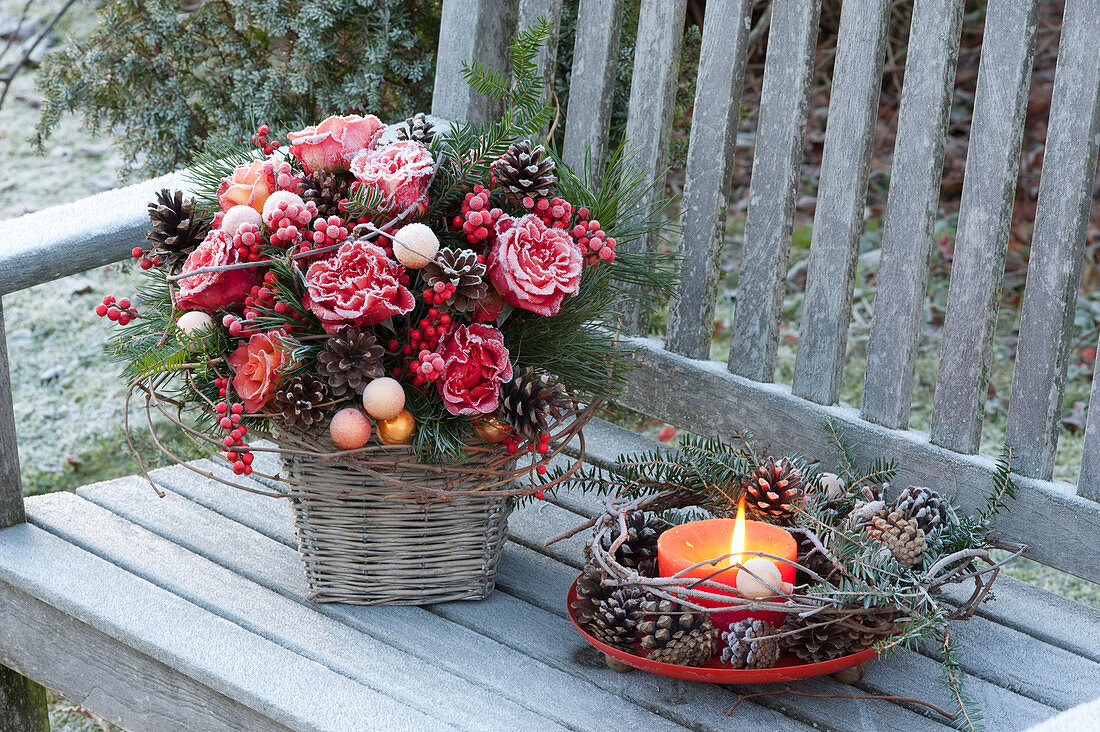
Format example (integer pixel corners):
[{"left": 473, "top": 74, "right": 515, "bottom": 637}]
[
  {"left": 929, "top": 0, "right": 1041, "bottom": 453},
  {"left": 860, "top": 0, "right": 964, "bottom": 430},
  {"left": 432, "top": 0, "right": 517, "bottom": 123},
  {"left": 25, "top": 490, "right": 563, "bottom": 731},
  {"left": 790, "top": 0, "right": 890, "bottom": 405},
  {"left": 0, "top": 523, "right": 436, "bottom": 732},
  {"left": 517, "top": 0, "right": 564, "bottom": 111},
  {"left": 728, "top": 0, "right": 821, "bottom": 382},
  {"left": 664, "top": 0, "right": 755, "bottom": 359},
  {"left": 1082, "top": 367, "right": 1100, "bottom": 501},
  {"left": 561, "top": 0, "right": 625, "bottom": 182},
  {"left": 1005, "top": 0, "right": 1100, "bottom": 481},
  {"left": 618, "top": 337, "right": 1100, "bottom": 583},
  {"left": 618, "top": 0, "right": 688, "bottom": 335},
  {"left": 78, "top": 474, "right": 687, "bottom": 731},
  {"left": 0, "top": 304, "right": 23, "bottom": 529}
]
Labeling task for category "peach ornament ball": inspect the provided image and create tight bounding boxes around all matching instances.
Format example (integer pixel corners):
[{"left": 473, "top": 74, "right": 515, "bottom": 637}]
[
  {"left": 329, "top": 408, "right": 372, "bottom": 450},
  {"left": 362, "top": 377, "right": 406, "bottom": 420},
  {"left": 735, "top": 556, "right": 785, "bottom": 600}
]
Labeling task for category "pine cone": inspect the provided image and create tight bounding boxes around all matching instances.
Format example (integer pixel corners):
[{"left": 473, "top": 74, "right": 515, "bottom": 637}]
[
  {"left": 795, "top": 529, "right": 842, "bottom": 584},
  {"left": 587, "top": 588, "right": 648, "bottom": 651},
  {"left": 302, "top": 170, "right": 347, "bottom": 220},
  {"left": 273, "top": 374, "right": 328, "bottom": 429},
  {"left": 571, "top": 564, "right": 612, "bottom": 625},
  {"left": 147, "top": 189, "right": 209, "bottom": 257},
  {"left": 742, "top": 457, "right": 806, "bottom": 522},
  {"left": 848, "top": 499, "right": 888, "bottom": 530},
  {"left": 493, "top": 140, "right": 556, "bottom": 205},
  {"left": 603, "top": 511, "right": 662, "bottom": 577},
  {"left": 420, "top": 248, "right": 489, "bottom": 313},
  {"left": 637, "top": 598, "right": 718, "bottom": 666},
  {"left": 866, "top": 510, "right": 926, "bottom": 567},
  {"left": 721, "top": 619, "right": 780, "bottom": 669},
  {"left": 395, "top": 113, "right": 436, "bottom": 144},
  {"left": 499, "top": 368, "right": 569, "bottom": 440},
  {"left": 781, "top": 607, "right": 900, "bottom": 663},
  {"left": 316, "top": 328, "right": 385, "bottom": 399},
  {"left": 892, "top": 486, "right": 948, "bottom": 536}
]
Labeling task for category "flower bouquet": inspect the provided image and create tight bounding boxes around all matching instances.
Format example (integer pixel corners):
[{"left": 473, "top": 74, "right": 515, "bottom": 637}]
[{"left": 98, "top": 23, "right": 671, "bottom": 605}]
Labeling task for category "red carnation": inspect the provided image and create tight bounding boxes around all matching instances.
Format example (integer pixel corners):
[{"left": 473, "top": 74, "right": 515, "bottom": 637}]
[
  {"left": 176, "top": 230, "right": 259, "bottom": 312},
  {"left": 434, "top": 324, "right": 513, "bottom": 416},
  {"left": 349, "top": 140, "right": 434, "bottom": 213},
  {"left": 303, "top": 239, "right": 415, "bottom": 334},
  {"left": 487, "top": 214, "right": 582, "bottom": 317}
]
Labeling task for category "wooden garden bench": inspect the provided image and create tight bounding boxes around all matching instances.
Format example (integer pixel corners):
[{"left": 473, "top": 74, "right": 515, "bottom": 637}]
[{"left": 2, "top": 0, "right": 1100, "bottom": 729}]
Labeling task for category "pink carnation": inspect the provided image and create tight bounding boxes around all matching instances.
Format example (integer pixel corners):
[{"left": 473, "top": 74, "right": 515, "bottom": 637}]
[
  {"left": 434, "top": 324, "right": 513, "bottom": 416},
  {"left": 176, "top": 230, "right": 259, "bottom": 312},
  {"left": 288, "top": 114, "right": 386, "bottom": 174},
  {"left": 349, "top": 140, "right": 434, "bottom": 212},
  {"left": 302, "top": 239, "right": 415, "bottom": 333},
  {"left": 487, "top": 214, "right": 583, "bottom": 317}
]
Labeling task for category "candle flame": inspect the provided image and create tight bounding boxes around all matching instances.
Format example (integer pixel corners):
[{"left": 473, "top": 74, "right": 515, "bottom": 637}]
[{"left": 730, "top": 497, "right": 746, "bottom": 567}]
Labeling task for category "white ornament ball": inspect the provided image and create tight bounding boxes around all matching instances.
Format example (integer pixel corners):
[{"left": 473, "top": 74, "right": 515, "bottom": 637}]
[
  {"left": 736, "top": 557, "right": 784, "bottom": 600},
  {"left": 176, "top": 310, "right": 214, "bottom": 336},
  {"left": 362, "top": 377, "right": 406, "bottom": 420},
  {"left": 819, "top": 472, "right": 846, "bottom": 498},
  {"left": 261, "top": 190, "right": 307, "bottom": 227},
  {"left": 392, "top": 223, "right": 439, "bottom": 269},
  {"left": 220, "top": 204, "right": 262, "bottom": 236}
]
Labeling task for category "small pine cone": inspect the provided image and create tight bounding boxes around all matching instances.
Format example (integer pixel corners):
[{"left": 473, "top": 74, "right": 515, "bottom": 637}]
[
  {"left": 493, "top": 139, "right": 556, "bottom": 205},
  {"left": 637, "top": 597, "right": 717, "bottom": 665},
  {"left": 647, "top": 621, "right": 719, "bottom": 666},
  {"left": 499, "top": 368, "right": 569, "bottom": 440},
  {"left": 795, "top": 530, "right": 841, "bottom": 584},
  {"left": 316, "top": 327, "right": 385, "bottom": 399},
  {"left": 848, "top": 499, "right": 887, "bottom": 530},
  {"left": 147, "top": 188, "right": 209, "bottom": 258},
  {"left": 741, "top": 457, "right": 806, "bottom": 522},
  {"left": 892, "top": 486, "right": 948, "bottom": 536},
  {"left": 302, "top": 170, "right": 347, "bottom": 220},
  {"left": 273, "top": 374, "right": 328, "bottom": 429},
  {"left": 720, "top": 619, "right": 780, "bottom": 669},
  {"left": 395, "top": 113, "right": 436, "bottom": 144},
  {"left": 866, "top": 510, "right": 927, "bottom": 567},
  {"left": 587, "top": 588, "right": 648, "bottom": 651},
  {"left": 781, "top": 607, "right": 900, "bottom": 663},
  {"left": 421, "top": 248, "right": 489, "bottom": 313},
  {"left": 571, "top": 564, "right": 612, "bottom": 625},
  {"left": 603, "top": 511, "right": 662, "bottom": 577}
]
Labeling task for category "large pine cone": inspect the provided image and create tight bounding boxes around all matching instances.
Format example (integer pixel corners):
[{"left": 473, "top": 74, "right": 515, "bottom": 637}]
[
  {"left": 892, "top": 486, "right": 948, "bottom": 536},
  {"left": 395, "top": 113, "right": 436, "bottom": 144},
  {"left": 316, "top": 327, "right": 385, "bottom": 399},
  {"left": 603, "top": 511, "right": 662, "bottom": 577},
  {"left": 781, "top": 607, "right": 900, "bottom": 663},
  {"left": 273, "top": 374, "right": 327, "bottom": 429},
  {"left": 499, "top": 368, "right": 568, "bottom": 440},
  {"left": 302, "top": 170, "right": 347, "bottom": 220},
  {"left": 587, "top": 588, "right": 648, "bottom": 651},
  {"left": 420, "top": 248, "right": 489, "bottom": 313},
  {"left": 571, "top": 564, "right": 612, "bottom": 625},
  {"left": 742, "top": 457, "right": 806, "bottom": 522},
  {"left": 866, "top": 510, "right": 926, "bottom": 567},
  {"left": 147, "top": 188, "right": 209, "bottom": 257},
  {"left": 721, "top": 618, "right": 780, "bottom": 669},
  {"left": 494, "top": 139, "right": 556, "bottom": 205}
]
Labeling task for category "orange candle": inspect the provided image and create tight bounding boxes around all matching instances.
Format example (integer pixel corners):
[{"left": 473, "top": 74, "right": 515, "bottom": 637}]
[{"left": 657, "top": 506, "right": 796, "bottom": 627}]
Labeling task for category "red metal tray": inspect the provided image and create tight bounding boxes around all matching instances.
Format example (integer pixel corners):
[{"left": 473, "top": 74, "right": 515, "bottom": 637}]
[{"left": 567, "top": 575, "right": 877, "bottom": 683}]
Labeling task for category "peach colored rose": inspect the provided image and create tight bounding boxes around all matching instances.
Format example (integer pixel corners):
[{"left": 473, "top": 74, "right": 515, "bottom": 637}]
[
  {"left": 217, "top": 160, "right": 276, "bottom": 213},
  {"left": 228, "top": 330, "right": 293, "bottom": 413},
  {"left": 487, "top": 214, "right": 582, "bottom": 317},
  {"left": 349, "top": 140, "right": 434, "bottom": 212},
  {"left": 288, "top": 114, "right": 385, "bottom": 174},
  {"left": 176, "top": 229, "right": 259, "bottom": 312}
]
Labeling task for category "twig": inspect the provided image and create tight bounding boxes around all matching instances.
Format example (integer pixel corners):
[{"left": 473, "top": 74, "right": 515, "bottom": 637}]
[
  {"left": 0, "top": 0, "right": 78, "bottom": 109},
  {"left": 725, "top": 686, "right": 956, "bottom": 722}
]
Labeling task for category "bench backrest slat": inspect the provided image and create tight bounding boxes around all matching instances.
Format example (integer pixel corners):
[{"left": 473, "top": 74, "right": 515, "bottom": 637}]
[
  {"left": 1083, "top": 375, "right": 1100, "bottom": 500},
  {"left": 790, "top": 0, "right": 891, "bottom": 406},
  {"left": 728, "top": 0, "right": 821, "bottom": 382},
  {"left": 1005, "top": 0, "right": 1100, "bottom": 481},
  {"left": 517, "top": 0, "right": 565, "bottom": 110},
  {"left": 561, "top": 0, "right": 625, "bottom": 183},
  {"left": 929, "top": 0, "right": 1041, "bottom": 454},
  {"left": 432, "top": 0, "right": 518, "bottom": 123},
  {"left": 665, "top": 0, "right": 755, "bottom": 361},
  {"left": 0, "top": 303, "right": 23, "bottom": 530},
  {"left": 860, "top": 0, "right": 963, "bottom": 431},
  {"left": 617, "top": 0, "right": 689, "bottom": 334}
]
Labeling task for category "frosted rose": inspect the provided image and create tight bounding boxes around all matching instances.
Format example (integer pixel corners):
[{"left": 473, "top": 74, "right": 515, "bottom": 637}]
[
  {"left": 434, "top": 324, "right": 513, "bottom": 416},
  {"left": 288, "top": 114, "right": 386, "bottom": 174},
  {"left": 487, "top": 214, "right": 583, "bottom": 317},
  {"left": 217, "top": 160, "right": 276, "bottom": 213},
  {"left": 349, "top": 140, "right": 434, "bottom": 212},
  {"left": 303, "top": 239, "right": 415, "bottom": 333},
  {"left": 176, "top": 230, "right": 259, "bottom": 312},
  {"left": 228, "top": 330, "right": 293, "bottom": 413}
]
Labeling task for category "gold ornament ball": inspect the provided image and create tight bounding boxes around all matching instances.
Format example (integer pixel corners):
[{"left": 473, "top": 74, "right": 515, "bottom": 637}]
[
  {"left": 176, "top": 310, "right": 214, "bottom": 336},
  {"left": 474, "top": 419, "right": 510, "bottom": 443},
  {"left": 362, "top": 377, "right": 406, "bottom": 419},
  {"left": 736, "top": 557, "right": 783, "bottom": 600},
  {"left": 329, "top": 408, "right": 372, "bottom": 450},
  {"left": 392, "top": 223, "right": 439, "bottom": 269},
  {"left": 377, "top": 409, "right": 416, "bottom": 445}
]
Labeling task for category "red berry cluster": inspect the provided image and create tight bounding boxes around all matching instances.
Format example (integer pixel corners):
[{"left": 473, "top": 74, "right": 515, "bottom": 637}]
[
  {"left": 268, "top": 200, "right": 316, "bottom": 248},
  {"left": 306, "top": 215, "right": 349, "bottom": 250},
  {"left": 233, "top": 222, "right": 266, "bottom": 262},
  {"left": 131, "top": 246, "right": 162, "bottom": 270},
  {"left": 94, "top": 295, "right": 138, "bottom": 324},
  {"left": 523, "top": 196, "right": 572, "bottom": 229},
  {"left": 395, "top": 310, "right": 452, "bottom": 385},
  {"left": 213, "top": 394, "right": 253, "bottom": 475},
  {"left": 571, "top": 218, "right": 616, "bottom": 264},
  {"left": 422, "top": 278, "right": 457, "bottom": 306},
  {"left": 252, "top": 124, "right": 280, "bottom": 156},
  {"left": 453, "top": 186, "right": 503, "bottom": 245},
  {"left": 504, "top": 433, "right": 553, "bottom": 475}
]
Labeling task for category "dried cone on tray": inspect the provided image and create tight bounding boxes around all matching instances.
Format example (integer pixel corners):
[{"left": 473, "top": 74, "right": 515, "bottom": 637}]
[
  {"left": 500, "top": 368, "right": 569, "bottom": 441},
  {"left": 603, "top": 511, "right": 662, "bottom": 578},
  {"left": 721, "top": 618, "right": 780, "bottom": 670},
  {"left": 421, "top": 248, "right": 489, "bottom": 314},
  {"left": 781, "top": 607, "right": 901, "bottom": 663},
  {"left": 571, "top": 564, "right": 613, "bottom": 626},
  {"left": 587, "top": 588, "right": 648, "bottom": 652},
  {"left": 494, "top": 139, "right": 556, "bottom": 205},
  {"left": 637, "top": 597, "right": 719, "bottom": 666},
  {"left": 316, "top": 327, "right": 385, "bottom": 399},
  {"left": 147, "top": 188, "right": 209, "bottom": 261},
  {"left": 396, "top": 112, "right": 436, "bottom": 145},
  {"left": 273, "top": 374, "right": 328, "bottom": 429},
  {"left": 302, "top": 170, "right": 347, "bottom": 220},
  {"left": 866, "top": 510, "right": 927, "bottom": 567},
  {"left": 742, "top": 457, "right": 806, "bottom": 522}
]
